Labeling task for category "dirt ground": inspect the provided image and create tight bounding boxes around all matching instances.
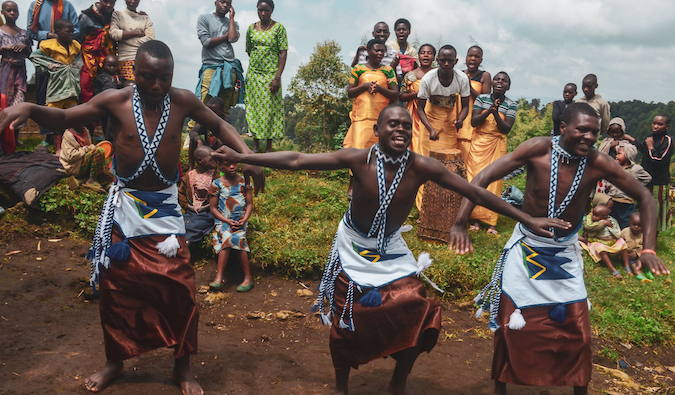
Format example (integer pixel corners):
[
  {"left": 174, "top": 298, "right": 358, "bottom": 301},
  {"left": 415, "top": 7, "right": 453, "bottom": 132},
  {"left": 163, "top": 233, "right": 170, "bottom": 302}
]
[{"left": 1, "top": 232, "right": 674, "bottom": 395}]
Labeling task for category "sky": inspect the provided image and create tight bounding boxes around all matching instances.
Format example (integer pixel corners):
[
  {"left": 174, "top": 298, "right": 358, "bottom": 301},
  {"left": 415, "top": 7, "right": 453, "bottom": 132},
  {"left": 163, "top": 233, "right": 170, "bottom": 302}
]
[{"left": 15, "top": 0, "right": 675, "bottom": 105}]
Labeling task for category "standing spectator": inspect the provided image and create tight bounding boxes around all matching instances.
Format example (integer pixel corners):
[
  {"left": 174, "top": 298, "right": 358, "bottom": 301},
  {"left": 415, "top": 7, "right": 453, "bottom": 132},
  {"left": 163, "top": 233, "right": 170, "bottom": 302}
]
[
  {"left": 245, "top": 0, "right": 287, "bottom": 153},
  {"left": 576, "top": 73, "right": 610, "bottom": 134},
  {"left": 0, "top": 1, "right": 32, "bottom": 146},
  {"left": 551, "top": 83, "right": 576, "bottom": 136},
  {"left": 399, "top": 43, "right": 435, "bottom": 154},
  {"left": 27, "top": 0, "right": 80, "bottom": 148},
  {"left": 109, "top": 0, "right": 154, "bottom": 81},
  {"left": 386, "top": 18, "right": 417, "bottom": 82},
  {"left": 194, "top": 0, "right": 242, "bottom": 127},
  {"left": 458, "top": 45, "right": 491, "bottom": 160},
  {"left": 78, "top": 0, "right": 115, "bottom": 103},
  {"left": 350, "top": 21, "right": 398, "bottom": 69}
]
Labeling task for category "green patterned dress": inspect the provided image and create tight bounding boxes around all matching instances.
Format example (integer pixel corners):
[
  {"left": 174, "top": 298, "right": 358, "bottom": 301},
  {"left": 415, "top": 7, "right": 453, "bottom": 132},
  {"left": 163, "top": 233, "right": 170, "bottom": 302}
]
[{"left": 245, "top": 22, "right": 288, "bottom": 139}]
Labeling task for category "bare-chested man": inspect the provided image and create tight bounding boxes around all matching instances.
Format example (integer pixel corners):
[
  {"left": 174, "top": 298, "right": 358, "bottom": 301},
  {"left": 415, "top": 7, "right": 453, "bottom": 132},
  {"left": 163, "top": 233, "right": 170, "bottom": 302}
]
[
  {"left": 0, "top": 40, "right": 264, "bottom": 395},
  {"left": 212, "top": 104, "right": 568, "bottom": 395},
  {"left": 449, "top": 103, "right": 669, "bottom": 395}
]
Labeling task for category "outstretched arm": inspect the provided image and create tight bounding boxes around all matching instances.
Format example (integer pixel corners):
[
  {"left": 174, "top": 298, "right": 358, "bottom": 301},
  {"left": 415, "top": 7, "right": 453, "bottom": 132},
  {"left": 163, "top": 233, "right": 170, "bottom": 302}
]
[{"left": 212, "top": 144, "right": 360, "bottom": 172}]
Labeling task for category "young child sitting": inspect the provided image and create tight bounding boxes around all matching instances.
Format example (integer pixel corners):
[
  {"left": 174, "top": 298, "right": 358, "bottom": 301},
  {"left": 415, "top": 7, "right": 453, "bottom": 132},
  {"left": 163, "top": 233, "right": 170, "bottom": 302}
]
[
  {"left": 580, "top": 204, "right": 629, "bottom": 280},
  {"left": 604, "top": 141, "right": 652, "bottom": 229},
  {"left": 60, "top": 127, "right": 110, "bottom": 193},
  {"left": 179, "top": 145, "right": 217, "bottom": 247},
  {"left": 621, "top": 212, "right": 654, "bottom": 283},
  {"left": 208, "top": 159, "right": 254, "bottom": 292},
  {"left": 29, "top": 18, "right": 81, "bottom": 156},
  {"left": 93, "top": 54, "right": 125, "bottom": 96}
]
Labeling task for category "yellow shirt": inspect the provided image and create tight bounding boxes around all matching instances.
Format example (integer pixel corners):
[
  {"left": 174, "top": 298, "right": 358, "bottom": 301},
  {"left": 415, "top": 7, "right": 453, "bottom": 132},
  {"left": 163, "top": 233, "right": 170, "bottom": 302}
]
[{"left": 39, "top": 39, "right": 81, "bottom": 65}]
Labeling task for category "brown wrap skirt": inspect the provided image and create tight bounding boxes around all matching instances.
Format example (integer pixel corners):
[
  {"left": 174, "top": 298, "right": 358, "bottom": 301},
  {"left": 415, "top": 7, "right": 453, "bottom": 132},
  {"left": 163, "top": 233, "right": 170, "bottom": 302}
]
[
  {"left": 329, "top": 271, "right": 441, "bottom": 369},
  {"left": 492, "top": 297, "right": 592, "bottom": 387},
  {"left": 98, "top": 228, "right": 199, "bottom": 361}
]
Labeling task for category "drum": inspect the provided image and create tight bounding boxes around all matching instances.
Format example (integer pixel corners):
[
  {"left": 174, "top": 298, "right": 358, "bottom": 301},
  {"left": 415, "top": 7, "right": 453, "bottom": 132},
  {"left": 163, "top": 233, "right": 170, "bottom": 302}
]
[{"left": 417, "top": 148, "right": 467, "bottom": 243}]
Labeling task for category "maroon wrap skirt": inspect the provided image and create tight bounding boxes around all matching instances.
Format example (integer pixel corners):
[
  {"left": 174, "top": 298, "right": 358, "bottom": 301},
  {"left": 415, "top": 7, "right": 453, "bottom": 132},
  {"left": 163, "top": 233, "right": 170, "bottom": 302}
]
[
  {"left": 329, "top": 271, "right": 441, "bottom": 369},
  {"left": 492, "top": 297, "right": 592, "bottom": 387},
  {"left": 98, "top": 228, "right": 199, "bottom": 361}
]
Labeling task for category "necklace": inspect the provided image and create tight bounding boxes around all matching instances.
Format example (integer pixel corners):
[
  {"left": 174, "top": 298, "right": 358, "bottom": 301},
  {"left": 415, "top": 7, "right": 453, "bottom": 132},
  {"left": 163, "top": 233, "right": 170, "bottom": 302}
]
[
  {"left": 139, "top": 97, "right": 163, "bottom": 112},
  {"left": 259, "top": 20, "right": 273, "bottom": 32}
]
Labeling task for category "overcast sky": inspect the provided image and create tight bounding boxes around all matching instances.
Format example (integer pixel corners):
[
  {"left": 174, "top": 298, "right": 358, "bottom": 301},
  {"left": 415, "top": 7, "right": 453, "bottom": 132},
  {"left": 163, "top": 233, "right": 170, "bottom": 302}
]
[{"left": 16, "top": 0, "right": 675, "bottom": 104}]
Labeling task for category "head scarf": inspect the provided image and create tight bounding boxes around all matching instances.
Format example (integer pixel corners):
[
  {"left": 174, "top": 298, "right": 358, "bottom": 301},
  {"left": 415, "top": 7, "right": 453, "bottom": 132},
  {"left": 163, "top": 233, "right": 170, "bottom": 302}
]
[
  {"left": 616, "top": 141, "right": 638, "bottom": 165},
  {"left": 608, "top": 117, "right": 626, "bottom": 134},
  {"left": 30, "top": 0, "right": 65, "bottom": 34}
]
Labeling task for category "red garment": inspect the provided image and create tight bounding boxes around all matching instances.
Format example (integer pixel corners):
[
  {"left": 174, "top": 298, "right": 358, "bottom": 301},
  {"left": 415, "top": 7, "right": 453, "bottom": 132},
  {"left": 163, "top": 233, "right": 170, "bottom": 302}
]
[
  {"left": 99, "top": 228, "right": 199, "bottom": 360},
  {"left": 30, "top": 0, "right": 64, "bottom": 34},
  {"left": 329, "top": 271, "right": 441, "bottom": 369},
  {"left": 492, "top": 297, "right": 592, "bottom": 387},
  {"left": 81, "top": 26, "right": 114, "bottom": 102},
  {"left": 0, "top": 94, "right": 15, "bottom": 155}
]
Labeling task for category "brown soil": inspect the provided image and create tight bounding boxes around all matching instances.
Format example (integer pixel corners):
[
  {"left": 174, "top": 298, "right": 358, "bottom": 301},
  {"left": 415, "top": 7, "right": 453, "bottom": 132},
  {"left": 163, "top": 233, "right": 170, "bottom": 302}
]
[{"left": 0, "top": 232, "right": 674, "bottom": 394}]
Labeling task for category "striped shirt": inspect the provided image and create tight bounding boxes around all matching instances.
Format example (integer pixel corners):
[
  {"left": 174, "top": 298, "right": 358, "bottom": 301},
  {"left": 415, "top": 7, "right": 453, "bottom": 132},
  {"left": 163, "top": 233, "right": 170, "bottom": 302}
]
[{"left": 474, "top": 94, "right": 518, "bottom": 119}]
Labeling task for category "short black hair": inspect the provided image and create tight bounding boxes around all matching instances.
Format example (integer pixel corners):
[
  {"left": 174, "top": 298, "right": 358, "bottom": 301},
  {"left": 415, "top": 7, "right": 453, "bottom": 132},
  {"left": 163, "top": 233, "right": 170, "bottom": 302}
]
[
  {"left": 656, "top": 113, "right": 672, "bottom": 125},
  {"left": 562, "top": 102, "right": 599, "bottom": 124},
  {"left": 373, "top": 21, "right": 388, "bottom": 29},
  {"left": 582, "top": 74, "right": 597, "bottom": 84},
  {"left": 468, "top": 45, "right": 483, "bottom": 56},
  {"left": 208, "top": 96, "right": 225, "bottom": 110},
  {"left": 53, "top": 18, "right": 73, "bottom": 32},
  {"left": 136, "top": 40, "right": 174, "bottom": 64},
  {"left": 565, "top": 83, "right": 577, "bottom": 91},
  {"left": 366, "top": 38, "right": 385, "bottom": 51},
  {"left": 377, "top": 103, "right": 410, "bottom": 125},
  {"left": 257, "top": 0, "right": 274, "bottom": 11},
  {"left": 394, "top": 18, "right": 410, "bottom": 31},
  {"left": 418, "top": 43, "right": 436, "bottom": 57},
  {"left": 438, "top": 45, "right": 457, "bottom": 58},
  {"left": 494, "top": 71, "right": 511, "bottom": 85}
]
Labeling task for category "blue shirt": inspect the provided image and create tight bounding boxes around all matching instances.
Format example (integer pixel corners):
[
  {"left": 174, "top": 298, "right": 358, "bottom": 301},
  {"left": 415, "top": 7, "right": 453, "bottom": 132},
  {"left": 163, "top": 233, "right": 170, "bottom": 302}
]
[{"left": 27, "top": 0, "right": 80, "bottom": 43}]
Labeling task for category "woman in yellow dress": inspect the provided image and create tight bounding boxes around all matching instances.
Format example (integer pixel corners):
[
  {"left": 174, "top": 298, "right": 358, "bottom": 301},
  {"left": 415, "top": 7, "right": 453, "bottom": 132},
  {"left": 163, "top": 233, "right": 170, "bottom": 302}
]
[
  {"left": 457, "top": 45, "right": 491, "bottom": 161},
  {"left": 343, "top": 38, "right": 398, "bottom": 196},
  {"left": 399, "top": 44, "right": 436, "bottom": 154}
]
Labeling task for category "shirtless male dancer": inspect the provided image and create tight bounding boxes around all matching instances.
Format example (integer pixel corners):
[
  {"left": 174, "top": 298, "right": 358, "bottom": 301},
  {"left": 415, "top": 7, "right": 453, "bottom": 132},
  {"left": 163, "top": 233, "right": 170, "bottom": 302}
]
[
  {"left": 449, "top": 103, "right": 669, "bottom": 395},
  {"left": 0, "top": 40, "right": 264, "bottom": 395},
  {"left": 213, "top": 104, "right": 569, "bottom": 395}
]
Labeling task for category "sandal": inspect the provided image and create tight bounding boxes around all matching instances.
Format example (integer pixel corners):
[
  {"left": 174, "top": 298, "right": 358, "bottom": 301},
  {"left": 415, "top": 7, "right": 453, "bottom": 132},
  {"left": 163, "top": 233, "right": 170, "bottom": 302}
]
[
  {"left": 623, "top": 266, "right": 633, "bottom": 276},
  {"left": 487, "top": 227, "right": 499, "bottom": 235},
  {"left": 612, "top": 270, "right": 623, "bottom": 280},
  {"left": 469, "top": 223, "right": 480, "bottom": 232},
  {"left": 209, "top": 282, "right": 222, "bottom": 291}
]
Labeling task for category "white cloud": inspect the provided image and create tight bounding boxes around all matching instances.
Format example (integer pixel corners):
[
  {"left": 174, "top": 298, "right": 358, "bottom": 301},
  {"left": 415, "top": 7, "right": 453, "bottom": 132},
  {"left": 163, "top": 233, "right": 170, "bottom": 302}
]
[{"left": 14, "top": 0, "right": 675, "bottom": 103}]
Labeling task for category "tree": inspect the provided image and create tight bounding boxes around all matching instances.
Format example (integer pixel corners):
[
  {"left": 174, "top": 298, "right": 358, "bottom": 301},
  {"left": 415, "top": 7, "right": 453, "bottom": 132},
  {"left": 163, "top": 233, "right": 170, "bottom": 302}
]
[{"left": 289, "top": 40, "right": 352, "bottom": 151}]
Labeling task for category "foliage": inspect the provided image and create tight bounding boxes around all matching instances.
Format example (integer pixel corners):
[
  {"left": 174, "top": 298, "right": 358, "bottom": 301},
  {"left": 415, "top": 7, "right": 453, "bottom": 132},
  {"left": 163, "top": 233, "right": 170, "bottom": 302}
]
[
  {"left": 40, "top": 181, "right": 106, "bottom": 237},
  {"left": 229, "top": 105, "right": 249, "bottom": 136},
  {"left": 507, "top": 99, "right": 553, "bottom": 152},
  {"left": 608, "top": 99, "right": 675, "bottom": 142},
  {"left": 289, "top": 40, "right": 352, "bottom": 152}
]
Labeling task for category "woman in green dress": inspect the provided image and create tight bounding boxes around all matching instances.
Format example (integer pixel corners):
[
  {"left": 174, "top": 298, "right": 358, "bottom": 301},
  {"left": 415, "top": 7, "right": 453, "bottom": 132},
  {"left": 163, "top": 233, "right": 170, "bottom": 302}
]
[{"left": 245, "top": 0, "right": 288, "bottom": 153}]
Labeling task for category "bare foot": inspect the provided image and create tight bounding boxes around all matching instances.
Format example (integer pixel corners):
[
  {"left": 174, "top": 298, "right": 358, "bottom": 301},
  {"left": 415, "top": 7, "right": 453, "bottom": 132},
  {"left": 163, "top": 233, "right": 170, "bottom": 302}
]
[
  {"left": 84, "top": 361, "right": 123, "bottom": 392},
  {"left": 174, "top": 356, "right": 204, "bottom": 395},
  {"left": 386, "top": 382, "right": 413, "bottom": 395}
]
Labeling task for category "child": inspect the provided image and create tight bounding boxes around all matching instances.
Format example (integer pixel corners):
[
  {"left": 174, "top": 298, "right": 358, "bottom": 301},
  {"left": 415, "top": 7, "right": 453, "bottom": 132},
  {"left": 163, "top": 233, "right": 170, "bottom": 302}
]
[
  {"left": 60, "top": 126, "right": 110, "bottom": 193},
  {"left": 28, "top": 18, "right": 81, "bottom": 156},
  {"left": 209, "top": 160, "right": 254, "bottom": 292},
  {"left": 466, "top": 72, "right": 517, "bottom": 235},
  {"left": 188, "top": 97, "right": 225, "bottom": 169},
  {"left": 93, "top": 54, "right": 125, "bottom": 96},
  {"left": 386, "top": 18, "right": 418, "bottom": 81},
  {"left": 350, "top": 21, "right": 398, "bottom": 69},
  {"left": 399, "top": 43, "right": 436, "bottom": 154},
  {"left": 576, "top": 73, "right": 610, "bottom": 134},
  {"left": 621, "top": 212, "right": 654, "bottom": 283},
  {"left": 580, "top": 204, "right": 629, "bottom": 280},
  {"left": 604, "top": 141, "right": 651, "bottom": 229},
  {"left": 551, "top": 83, "right": 576, "bottom": 136},
  {"left": 0, "top": 1, "right": 31, "bottom": 146},
  {"left": 179, "top": 145, "right": 217, "bottom": 247},
  {"left": 457, "top": 45, "right": 491, "bottom": 159},
  {"left": 625, "top": 114, "right": 674, "bottom": 231},
  {"left": 212, "top": 104, "right": 571, "bottom": 395},
  {"left": 598, "top": 117, "right": 630, "bottom": 158}
]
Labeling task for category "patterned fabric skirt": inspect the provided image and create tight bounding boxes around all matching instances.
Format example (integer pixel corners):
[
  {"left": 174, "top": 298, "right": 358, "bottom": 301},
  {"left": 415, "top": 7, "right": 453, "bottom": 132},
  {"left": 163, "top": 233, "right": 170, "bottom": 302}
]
[
  {"left": 76, "top": 147, "right": 108, "bottom": 179},
  {"left": 99, "top": 228, "right": 199, "bottom": 360},
  {"left": 119, "top": 60, "right": 135, "bottom": 81},
  {"left": 213, "top": 219, "right": 249, "bottom": 253},
  {"left": 579, "top": 238, "right": 627, "bottom": 263},
  {"left": 245, "top": 69, "right": 284, "bottom": 140},
  {"left": 329, "top": 271, "right": 441, "bottom": 369}
]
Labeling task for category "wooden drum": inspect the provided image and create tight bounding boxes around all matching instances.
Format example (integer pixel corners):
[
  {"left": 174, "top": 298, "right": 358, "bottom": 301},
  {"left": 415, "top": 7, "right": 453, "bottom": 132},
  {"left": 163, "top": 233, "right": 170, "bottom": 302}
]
[{"left": 417, "top": 148, "right": 467, "bottom": 243}]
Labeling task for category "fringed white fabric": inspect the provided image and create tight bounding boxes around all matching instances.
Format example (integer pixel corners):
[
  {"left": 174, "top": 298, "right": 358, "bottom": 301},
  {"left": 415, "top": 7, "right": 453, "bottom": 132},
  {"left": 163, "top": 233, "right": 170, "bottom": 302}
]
[
  {"left": 157, "top": 234, "right": 180, "bottom": 257},
  {"left": 507, "top": 309, "right": 526, "bottom": 330}
]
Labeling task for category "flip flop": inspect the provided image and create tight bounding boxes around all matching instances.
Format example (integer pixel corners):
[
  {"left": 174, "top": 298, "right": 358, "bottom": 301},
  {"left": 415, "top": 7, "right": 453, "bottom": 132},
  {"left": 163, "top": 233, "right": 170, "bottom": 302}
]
[
  {"left": 623, "top": 266, "right": 633, "bottom": 276},
  {"left": 487, "top": 227, "right": 499, "bottom": 235},
  {"left": 209, "top": 282, "right": 222, "bottom": 291},
  {"left": 236, "top": 282, "right": 254, "bottom": 293},
  {"left": 612, "top": 270, "right": 623, "bottom": 280},
  {"left": 469, "top": 224, "right": 480, "bottom": 232}
]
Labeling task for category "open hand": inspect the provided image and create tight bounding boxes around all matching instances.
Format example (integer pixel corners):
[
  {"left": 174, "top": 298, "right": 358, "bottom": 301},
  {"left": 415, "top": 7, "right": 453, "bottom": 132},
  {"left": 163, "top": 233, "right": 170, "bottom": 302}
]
[
  {"left": 524, "top": 217, "right": 572, "bottom": 238},
  {"left": 640, "top": 253, "right": 670, "bottom": 276},
  {"left": 448, "top": 224, "right": 474, "bottom": 255}
]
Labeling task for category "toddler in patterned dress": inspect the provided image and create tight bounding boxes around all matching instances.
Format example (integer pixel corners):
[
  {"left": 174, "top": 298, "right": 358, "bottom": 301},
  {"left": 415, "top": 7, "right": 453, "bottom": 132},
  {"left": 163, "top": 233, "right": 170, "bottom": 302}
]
[{"left": 208, "top": 159, "right": 254, "bottom": 292}]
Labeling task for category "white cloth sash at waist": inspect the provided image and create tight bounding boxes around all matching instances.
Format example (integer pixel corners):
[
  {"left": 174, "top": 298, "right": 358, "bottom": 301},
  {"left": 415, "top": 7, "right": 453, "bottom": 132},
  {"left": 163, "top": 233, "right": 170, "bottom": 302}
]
[
  {"left": 114, "top": 184, "right": 186, "bottom": 239},
  {"left": 502, "top": 223, "right": 587, "bottom": 309}
]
